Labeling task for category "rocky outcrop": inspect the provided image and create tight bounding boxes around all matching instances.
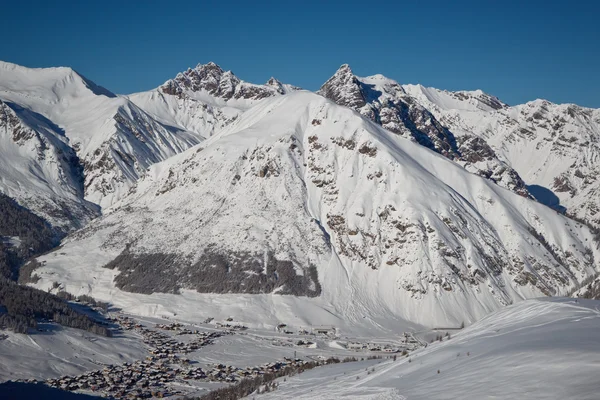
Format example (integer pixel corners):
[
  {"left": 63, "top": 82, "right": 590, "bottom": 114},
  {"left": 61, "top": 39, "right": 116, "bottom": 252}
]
[{"left": 161, "top": 62, "right": 299, "bottom": 101}]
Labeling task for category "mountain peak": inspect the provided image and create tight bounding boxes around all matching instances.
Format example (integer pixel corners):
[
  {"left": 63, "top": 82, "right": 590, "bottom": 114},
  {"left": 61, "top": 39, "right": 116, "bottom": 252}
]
[
  {"left": 0, "top": 60, "right": 115, "bottom": 98},
  {"left": 161, "top": 61, "right": 237, "bottom": 98},
  {"left": 318, "top": 64, "right": 366, "bottom": 109},
  {"left": 161, "top": 62, "right": 300, "bottom": 101},
  {"left": 194, "top": 61, "right": 225, "bottom": 76},
  {"left": 336, "top": 63, "right": 353, "bottom": 75},
  {"left": 266, "top": 76, "right": 281, "bottom": 86}
]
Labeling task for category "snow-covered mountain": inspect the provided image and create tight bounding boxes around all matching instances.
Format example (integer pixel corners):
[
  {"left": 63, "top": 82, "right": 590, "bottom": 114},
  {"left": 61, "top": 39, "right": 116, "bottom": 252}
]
[
  {"left": 319, "top": 65, "right": 531, "bottom": 198},
  {"left": 403, "top": 84, "right": 600, "bottom": 227},
  {"left": 2, "top": 58, "right": 600, "bottom": 328},
  {"left": 30, "top": 92, "right": 600, "bottom": 327},
  {"left": 0, "top": 61, "right": 208, "bottom": 212},
  {"left": 0, "top": 60, "right": 302, "bottom": 234},
  {"left": 128, "top": 62, "right": 300, "bottom": 136}
]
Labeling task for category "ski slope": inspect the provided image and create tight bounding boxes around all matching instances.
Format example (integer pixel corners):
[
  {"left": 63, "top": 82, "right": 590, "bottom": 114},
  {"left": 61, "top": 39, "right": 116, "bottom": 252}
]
[{"left": 254, "top": 298, "right": 600, "bottom": 400}]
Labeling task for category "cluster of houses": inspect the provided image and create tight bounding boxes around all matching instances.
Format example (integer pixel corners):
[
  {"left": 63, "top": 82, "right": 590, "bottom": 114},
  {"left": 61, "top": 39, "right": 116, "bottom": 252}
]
[
  {"left": 108, "top": 315, "right": 141, "bottom": 331},
  {"left": 154, "top": 322, "right": 184, "bottom": 331},
  {"left": 28, "top": 313, "right": 406, "bottom": 399},
  {"left": 275, "top": 324, "right": 338, "bottom": 337},
  {"left": 140, "top": 326, "right": 224, "bottom": 355},
  {"left": 43, "top": 360, "right": 182, "bottom": 399},
  {"left": 35, "top": 315, "right": 235, "bottom": 398},
  {"left": 345, "top": 341, "right": 404, "bottom": 352},
  {"left": 204, "top": 358, "right": 309, "bottom": 382},
  {"left": 343, "top": 333, "right": 421, "bottom": 353},
  {"left": 39, "top": 352, "right": 314, "bottom": 398},
  {"left": 214, "top": 322, "right": 248, "bottom": 331}
]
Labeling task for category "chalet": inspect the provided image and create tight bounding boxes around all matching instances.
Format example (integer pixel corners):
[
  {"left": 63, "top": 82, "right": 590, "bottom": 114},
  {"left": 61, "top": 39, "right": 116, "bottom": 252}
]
[
  {"left": 313, "top": 326, "right": 337, "bottom": 336},
  {"left": 347, "top": 342, "right": 365, "bottom": 350}
]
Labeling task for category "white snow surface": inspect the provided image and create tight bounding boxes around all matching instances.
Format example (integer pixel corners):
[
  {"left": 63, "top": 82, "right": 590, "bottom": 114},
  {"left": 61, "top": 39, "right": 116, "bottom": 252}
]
[
  {"left": 31, "top": 92, "right": 600, "bottom": 328},
  {"left": 253, "top": 298, "right": 600, "bottom": 400},
  {"left": 0, "top": 98, "right": 98, "bottom": 230}
]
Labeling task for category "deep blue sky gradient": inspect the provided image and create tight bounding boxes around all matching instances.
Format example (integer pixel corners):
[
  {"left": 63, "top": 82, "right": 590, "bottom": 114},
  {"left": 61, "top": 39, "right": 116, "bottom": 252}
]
[{"left": 1, "top": 0, "right": 598, "bottom": 106}]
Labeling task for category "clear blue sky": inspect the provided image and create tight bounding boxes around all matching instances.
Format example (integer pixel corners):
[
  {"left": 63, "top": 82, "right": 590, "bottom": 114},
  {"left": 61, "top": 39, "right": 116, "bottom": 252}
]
[{"left": 1, "top": 0, "right": 598, "bottom": 107}]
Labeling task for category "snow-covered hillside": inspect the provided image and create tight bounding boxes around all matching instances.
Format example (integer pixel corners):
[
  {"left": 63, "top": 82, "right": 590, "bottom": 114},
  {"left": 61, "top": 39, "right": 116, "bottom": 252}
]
[
  {"left": 403, "top": 84, "right": 600, "bottom": 226},
  {"left": 254, "top": 298, "right": 600, "bottom": 400},
  {"left": 0, "top": 99, "right": 97, "bottom": 231},
  {"left": 30, "top": 92, "right": 600, "bottom": 327},
  {"left": 0, "top": 61, "right": 202, "bottom": 211},
  {"left": 2, "top": 58, "right": 600, "bottom": 329}
]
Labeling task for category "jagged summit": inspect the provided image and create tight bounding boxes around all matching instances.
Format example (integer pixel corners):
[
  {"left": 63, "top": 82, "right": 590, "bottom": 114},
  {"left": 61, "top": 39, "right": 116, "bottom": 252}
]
[
  {"left": 335, "top": 63, "right": 353, "bottom": 75},
  {"left": 160, "top": 62, "right": 300, "bottom": 101},
  {"left": 319, "top": 64, "right": 367, "bottom": 109},
  {"left": 319, "top": 64, "right": 462, "bottom": 158},
  {"left": 264, "top": 76, "right": 300, "bottom": 94}
]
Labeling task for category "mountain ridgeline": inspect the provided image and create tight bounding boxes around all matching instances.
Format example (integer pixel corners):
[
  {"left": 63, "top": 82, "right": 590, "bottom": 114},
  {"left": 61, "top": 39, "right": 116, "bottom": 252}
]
[{"left": 1, "top": 60, "right": 600, "bottom": 329}]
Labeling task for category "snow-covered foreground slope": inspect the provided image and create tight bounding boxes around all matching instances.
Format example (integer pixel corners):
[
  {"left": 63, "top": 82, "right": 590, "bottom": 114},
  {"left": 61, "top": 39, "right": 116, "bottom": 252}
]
[
  {"left": 255, "top": 298, "right": 600, "bottom": 400},
  {"left": 404, "top": 84, "right": 600, "bottom": 226},
  {"left": 30, "top": 92, "right": 600, "bottom": 327}
]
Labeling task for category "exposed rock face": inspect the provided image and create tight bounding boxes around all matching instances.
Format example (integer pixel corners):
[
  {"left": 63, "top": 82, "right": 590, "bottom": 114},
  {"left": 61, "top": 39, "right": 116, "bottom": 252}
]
[
  {"left": 319, "top": 65, "right": 459, "bottom": 158},
  {"left": 319, "top": 64, "right": 369, "bottom": 110},
  {"left": 161, "top": 62, "right": 300, "bottom": 101}
]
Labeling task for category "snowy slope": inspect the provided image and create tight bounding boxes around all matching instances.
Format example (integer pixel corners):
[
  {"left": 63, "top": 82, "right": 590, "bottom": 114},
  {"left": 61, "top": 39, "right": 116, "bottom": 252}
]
[
  {"left": 30, "top": 92, "right": 600, "bottom": 327},
  {"left": 319, "top": 65, "right": 530, "bottom": 197},
  {"left": 0, "top": 99, "right": 98, "bottom": 231},
  {"left": 0, "top": 325, "right": 147, "bottom": 382},
  {"left": 0, "top": 61, "right": 202, "bottom": 210},
  {"left": 403, "top": 84, "right": 600, "bottom": 226},
  {"left": 254, "top": 298, "right": 600, "bottom": 400}
]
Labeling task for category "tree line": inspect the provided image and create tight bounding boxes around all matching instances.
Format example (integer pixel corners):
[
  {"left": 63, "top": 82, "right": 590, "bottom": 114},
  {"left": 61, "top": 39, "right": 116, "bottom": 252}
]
[{"left": 0, "top": 278, "right": 111, "bottom": 336}]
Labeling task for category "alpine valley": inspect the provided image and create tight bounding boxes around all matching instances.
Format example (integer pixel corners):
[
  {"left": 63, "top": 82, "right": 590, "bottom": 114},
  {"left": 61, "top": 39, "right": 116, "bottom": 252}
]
[{"left": 1, "top": 60, "right": 599, "bottom": 399}]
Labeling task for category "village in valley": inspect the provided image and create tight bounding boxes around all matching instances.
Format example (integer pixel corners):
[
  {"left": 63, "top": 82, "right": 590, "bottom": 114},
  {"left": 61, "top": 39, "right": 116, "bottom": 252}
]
[{"left": 8, "top": 304, "right": 426, "bottom": 399}]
